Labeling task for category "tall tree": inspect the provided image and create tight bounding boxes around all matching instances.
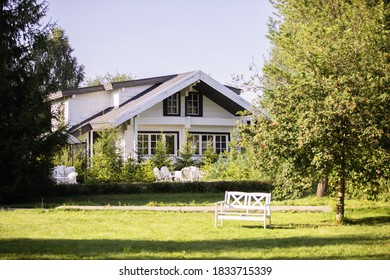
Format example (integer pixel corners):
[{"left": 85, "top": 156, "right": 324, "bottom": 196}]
[
  {"left": 244, "top": 0, "right": 389, "bottom": 221},
  {"left": 36, "top": 27, "right": 85, "bottom": 90},
  {"left": 0, "top": 0, "right": 83, "bottom": 201}
]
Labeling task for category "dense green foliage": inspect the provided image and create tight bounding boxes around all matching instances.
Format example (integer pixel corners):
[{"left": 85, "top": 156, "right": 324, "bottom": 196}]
[
  {"left": 0, "top": 0, "right": 83, "bottom": 202},
  {"left": 88, "top": 128, "right": 123, "bottom": 183},
  {"left": 42, "top": 180, "right": 273, "bottom": 198},
  {"left": 36, "top": 27, "right": 85, "bottom": 90},
  {"left": 240, "top": 0, "right": 389, "bottom": 221}
]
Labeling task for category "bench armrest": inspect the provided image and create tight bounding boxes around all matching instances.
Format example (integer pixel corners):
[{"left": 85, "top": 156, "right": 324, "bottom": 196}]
[
  {"left": 215, "top": 200, "right": 227, "bottom": 213},
  {"left": 215, "top": 200, "right": 225, "bottom": 205}
]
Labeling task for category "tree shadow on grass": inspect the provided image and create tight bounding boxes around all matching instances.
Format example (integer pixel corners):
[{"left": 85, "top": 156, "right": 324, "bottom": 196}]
[
  {"left": 345, "top": 216, "right": 390, "bottom": 226},
  {"left": 1, "top": 235, "right": 388, "bottom": 260}
]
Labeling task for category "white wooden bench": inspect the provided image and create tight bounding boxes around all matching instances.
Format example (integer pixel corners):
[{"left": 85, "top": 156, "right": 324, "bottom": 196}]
[{"left": 215, "top": 191, "right": 272, "bottom": 229}]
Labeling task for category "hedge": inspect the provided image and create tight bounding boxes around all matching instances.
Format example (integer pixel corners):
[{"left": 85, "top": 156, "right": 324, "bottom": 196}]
[{"left": 50, "top": 180, "right": 274, "bottom": 196}]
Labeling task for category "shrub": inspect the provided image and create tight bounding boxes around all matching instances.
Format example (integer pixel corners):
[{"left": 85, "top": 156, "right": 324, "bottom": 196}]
[
  {"left": 49, "top": 180, "right": 274, "bottom": 197},
  {"left": 120, "top": 158, "right": 155, "bottom": 183}
]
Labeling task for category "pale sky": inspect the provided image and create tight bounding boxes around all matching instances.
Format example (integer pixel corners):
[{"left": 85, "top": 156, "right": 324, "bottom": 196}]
[{"left": 45, "top": 0, "right": 275, "bottom": 102}]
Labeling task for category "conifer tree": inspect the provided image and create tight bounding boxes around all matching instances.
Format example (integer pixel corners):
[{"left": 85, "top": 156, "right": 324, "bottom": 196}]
[{"left": 0, "top": 0, "right": 84, "bottom": 201}]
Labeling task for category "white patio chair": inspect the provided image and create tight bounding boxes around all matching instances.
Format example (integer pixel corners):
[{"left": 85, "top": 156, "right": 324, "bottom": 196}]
[
  {"left": 153, "top": 167, "right": 163, "bottom": 181},
  {"left": 160, "top": 166, "right": 173, "bottom": 181},
  {"left": 188, "top": 166, "right": 205, "bottom": 181},
  {"left": 67, "top": 171, "right": 78, "bottom": 184},
  {"left": 181, "top": 168, "right": 193, "bottom": 182}
]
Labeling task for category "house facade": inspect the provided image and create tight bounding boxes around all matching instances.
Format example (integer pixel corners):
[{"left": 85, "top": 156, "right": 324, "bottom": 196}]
[{"left": 51, "top": 70, "right": 251, "bottom": 161}]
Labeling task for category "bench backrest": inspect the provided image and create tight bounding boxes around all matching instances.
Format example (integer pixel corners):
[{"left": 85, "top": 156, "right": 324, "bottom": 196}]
[{"left": 224, "top": 191, "right": 271, "bottom": 210}]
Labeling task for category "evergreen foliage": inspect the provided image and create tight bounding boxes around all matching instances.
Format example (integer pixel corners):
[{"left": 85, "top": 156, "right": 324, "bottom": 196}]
[
  {"left": 150, "top": 136, "right": 172, "bottom": 168},
  {"left": 88, "top": 128, "right": 123, "bottom": 183},
  {"left": 175, "top": 132, "right": 196, "bottom": 169},
  {"left": 0, "top": 0, "right": 83, "bottom": 202}
]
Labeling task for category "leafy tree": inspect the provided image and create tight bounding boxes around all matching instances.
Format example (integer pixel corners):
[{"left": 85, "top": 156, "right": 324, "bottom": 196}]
[
  {"left": 35, "top": 27, "right": 85, "bottom": 90},
  {"left": 244, "top": 0, "right": 389, "bottom": 221},
  {"left": 85, "top": 71, "right": 133, "bottom": 86},
  {"left": 0, "top": 0, "right": 84, "bottom": 201},
  {"left": 203, "top": 135, "right": 267, "bottom": 182}
]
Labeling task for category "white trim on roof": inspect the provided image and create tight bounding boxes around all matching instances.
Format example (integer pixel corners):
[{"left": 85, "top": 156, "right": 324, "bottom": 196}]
[
  {"left": 88, "top": 70, "right": 251, "bottom": 130},
  {"left": 198, "top": 71, "right": 250, "bottom": 110},
  {"left": 109, "top": 71, "right": 202, "bottom": 127}
]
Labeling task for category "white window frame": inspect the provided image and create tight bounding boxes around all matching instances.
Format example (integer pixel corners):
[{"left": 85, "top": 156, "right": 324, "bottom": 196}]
[
  {"left": 186, "top": 92, "right": 202, "bottom": 116},
  {"left": 164, "top": 93, "right": 180, "bottom": 116},
  {"left": 189, "top": 133, "right": 229, "bottom": 155},
  {"left": 137, "top": 132, "right": 178, "bottom": 156}
]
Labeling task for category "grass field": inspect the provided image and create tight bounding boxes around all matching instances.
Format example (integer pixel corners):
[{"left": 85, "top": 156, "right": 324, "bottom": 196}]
[{"left": 0, "top": 194, "right": 389, "bottom": 259}]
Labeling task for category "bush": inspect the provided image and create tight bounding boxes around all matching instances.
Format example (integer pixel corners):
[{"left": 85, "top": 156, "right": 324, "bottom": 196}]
[
  {"left": 120, "top": 159, "right": 155, "bottom": 183},
  {"left": 203, "top": 148, "right": 267, "bottom": 181},
  {"left": 49, "top": 180, "right": 274, "bottom": 197}
]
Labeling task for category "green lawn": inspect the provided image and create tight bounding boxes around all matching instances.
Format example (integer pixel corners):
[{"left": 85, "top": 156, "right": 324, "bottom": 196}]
[{"left": 0, "top": 195, "right": 389, "bottom": 259}]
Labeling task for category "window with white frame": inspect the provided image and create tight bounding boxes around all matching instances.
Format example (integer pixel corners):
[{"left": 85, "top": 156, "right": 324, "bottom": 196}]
[
  {"left": 137, "top": 132, "right": 178, "bottom": 156},
  {"left": 163, "top": 93, "right": 180, "bottom": 116},
  {"left": 188, "top": 134, "right": 200, "bottom": 155},
  {"left": 189, "top": 133, "right": 229, "bottom": 155},
  {"left": 185, "top": 92, "right": 202, "bottom": 116}
]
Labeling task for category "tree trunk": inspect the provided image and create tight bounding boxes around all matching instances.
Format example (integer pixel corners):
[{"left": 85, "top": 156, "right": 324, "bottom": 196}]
[
  {"left": 336, "top": 154, "right": 346, "bottom": 222},
  {"left": 316, "top": 176, "right": 328, "bottom": 198}
]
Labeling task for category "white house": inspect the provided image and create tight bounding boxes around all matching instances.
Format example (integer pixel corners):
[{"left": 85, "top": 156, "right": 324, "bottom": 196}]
[{"left": 50, "top": 70, "right": 251, "bottom": 160}]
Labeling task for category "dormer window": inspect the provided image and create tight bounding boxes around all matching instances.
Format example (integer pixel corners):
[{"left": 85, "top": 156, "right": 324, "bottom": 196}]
[
  {"left": 186, "top": 92, "right": 202, "bottom": 116},
  {"left": 163, "top": 92, "right": 180, "bottom": 116}
]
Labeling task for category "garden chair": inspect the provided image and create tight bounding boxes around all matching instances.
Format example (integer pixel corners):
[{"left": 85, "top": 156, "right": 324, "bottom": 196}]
[
  {"left": 153, "top": 167, "right": 163, "bottom": 181},
  {"left": 189, "top": 166, "right": 205, "bottom": 181},
  {"left": 160, "top": 166, "right": 173, "bottom": 181},
  {"left": 181, "top": 167, "right": 193, "bottom": 182}
]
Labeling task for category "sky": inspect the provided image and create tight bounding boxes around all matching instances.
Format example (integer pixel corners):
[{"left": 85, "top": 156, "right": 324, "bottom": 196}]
[{"left": 45, "top": 0, "right": 275, "bottom": 102}]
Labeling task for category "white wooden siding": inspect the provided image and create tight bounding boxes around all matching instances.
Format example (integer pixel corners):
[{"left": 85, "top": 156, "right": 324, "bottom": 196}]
[
  {"left": 203, "top": 96, "right": 234, "bottom": 118},
  {"left": 138, "top": 95, "right": 236, "bottom": 119},
  {"left": 119, "top": 85, "right": 153, "bottom": 104},
  {"left": 138, "top": 101, "right": 163, "bottom": 118},
  {"left": 68, "top": 90, "right": 110, "bottom": 127}
]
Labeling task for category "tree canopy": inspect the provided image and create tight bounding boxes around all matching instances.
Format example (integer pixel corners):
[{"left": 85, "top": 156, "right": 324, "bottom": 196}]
[
  {"left": 36, "top": 27, "right": 85, "bottom": 90},
  {"left": 241, "top": 0, "right": 389, "bottom": 221},
  {"left": 85, "top": 72, "right": 133, "bottom": 87}
]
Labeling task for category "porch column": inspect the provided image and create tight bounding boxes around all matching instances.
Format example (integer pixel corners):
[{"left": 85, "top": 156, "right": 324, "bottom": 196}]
[
  {"left": 89, "top": 131, "right": 94, "bottom": 166},
  {"left": 133, "top": 115, "right": 138, "bottom": 160}
]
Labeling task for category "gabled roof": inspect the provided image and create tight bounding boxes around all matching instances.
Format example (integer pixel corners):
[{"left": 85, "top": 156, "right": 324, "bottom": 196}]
[
  {"left": 69, "top": 70, "right": 251, "bottom": 133},
  {"left": 50, "top": 74, "right": 177, "bottom": 100}
]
